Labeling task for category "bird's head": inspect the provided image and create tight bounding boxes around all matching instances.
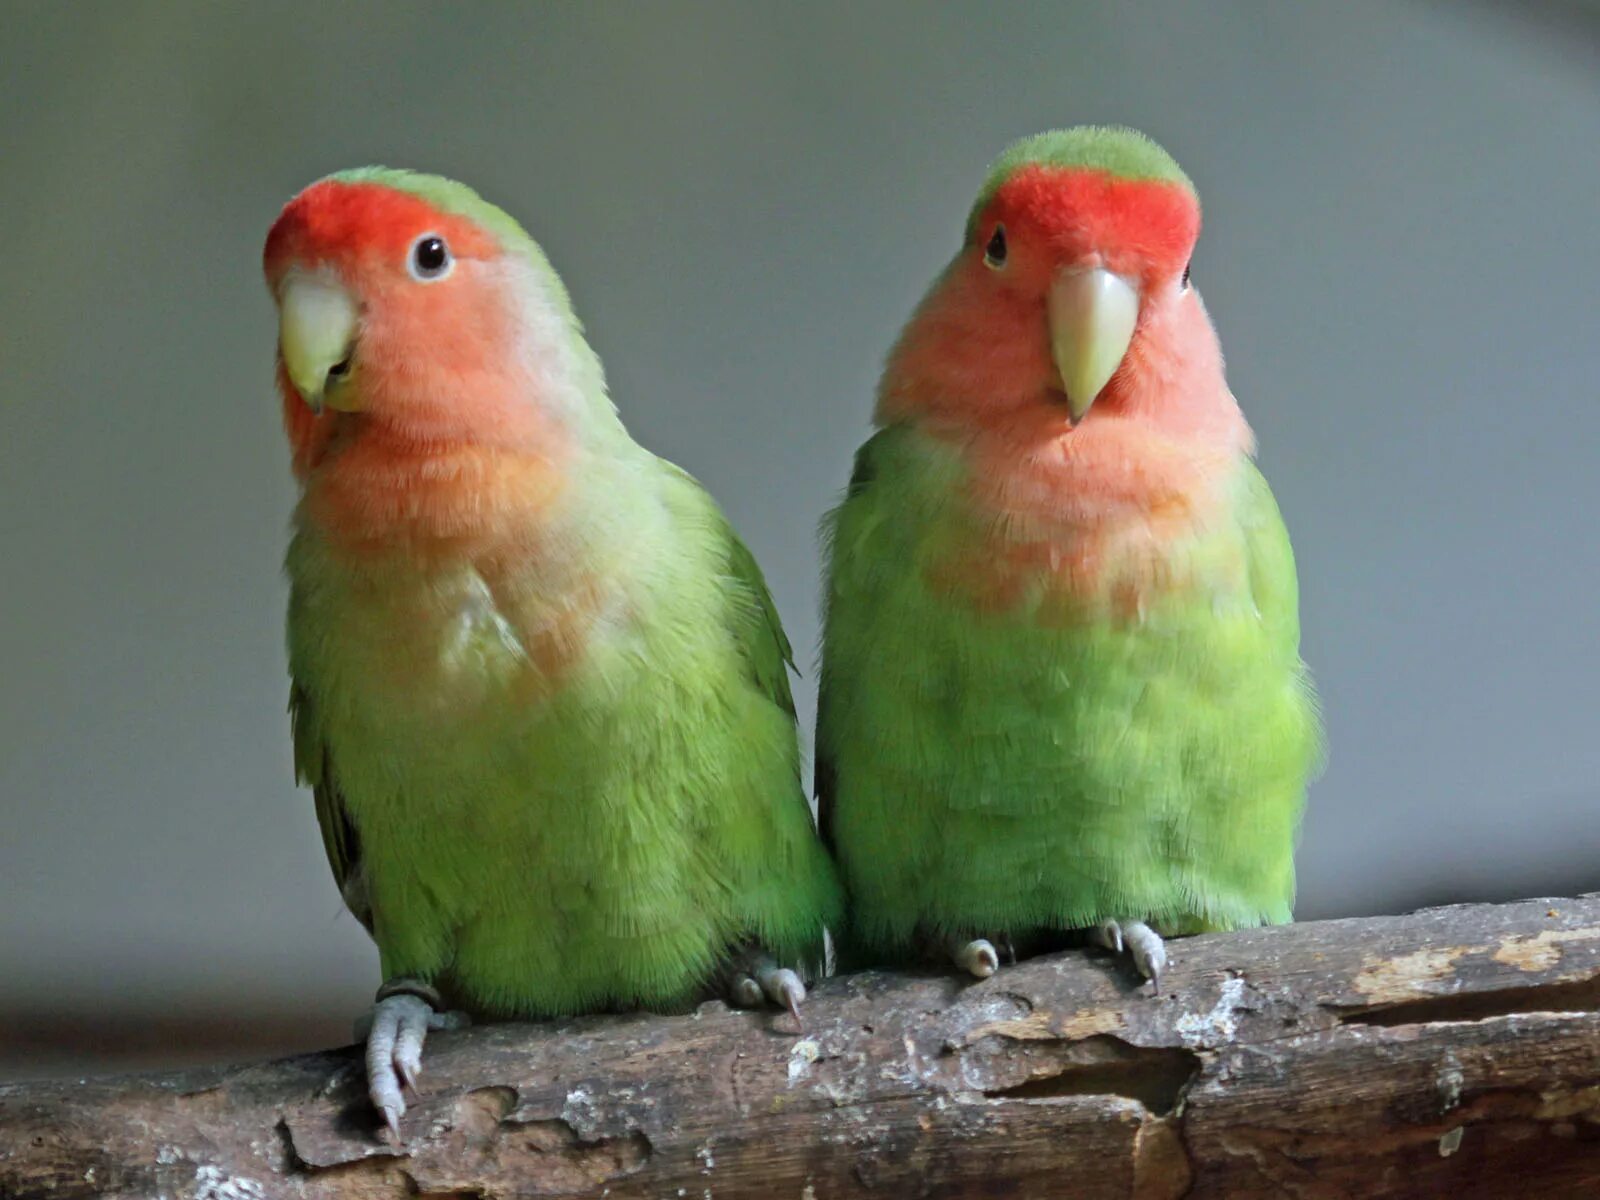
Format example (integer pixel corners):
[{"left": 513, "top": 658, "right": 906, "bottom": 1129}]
[
  {"left": 263, "top": 169, "right": 607, "bottom": 462},
  {"left": 886, "top": 127, "right": 1222, "bottom": 433}
]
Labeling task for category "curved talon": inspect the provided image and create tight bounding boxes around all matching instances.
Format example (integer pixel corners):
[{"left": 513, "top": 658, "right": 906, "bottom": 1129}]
[
  {"left": 393, "top": 1019, "right": 425, "bottom": 1089},
  {"left": 948, "top": 935, "right": 999, "bottom": 979},
  {"left": 724, "top": 949, "right": 807, "bottom": 1023},
  {"left": 1092, "top": 920, "right": 1124, "bottom": 955},
  {"left": 1122, "top": 920, "right": 1167, "bottom": 990},
  {"left": 756, "top": 965, "right": 807, "bottom": 1024},
  {"left": 1092, "top": 919, "right": 1167, "bottom": 991},
  {"left": 365, "top": 991, "right": 434, "bottom": 1143}
]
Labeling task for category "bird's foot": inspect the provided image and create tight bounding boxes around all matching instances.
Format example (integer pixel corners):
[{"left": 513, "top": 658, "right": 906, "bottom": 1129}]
[
  {"left": 357, "top": 979, "right": 470, "bottom": 1143},
  {"left": 724, "top": 947, "right": 806, "bottom": 1024},
  {"left": 945, "top": 931, "right": 1013, "bottom": 979},
  {"left": 1090, "top": 919, "right": 1167, "bottom": 991}
]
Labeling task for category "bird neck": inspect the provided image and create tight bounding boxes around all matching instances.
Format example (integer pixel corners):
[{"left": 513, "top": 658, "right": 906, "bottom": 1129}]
[
  {"left": 297, "top": 415, "right": 572, "bottom": 562},
  {"left": 881, "top": 282, "right": 1252, "bottom": 526}
]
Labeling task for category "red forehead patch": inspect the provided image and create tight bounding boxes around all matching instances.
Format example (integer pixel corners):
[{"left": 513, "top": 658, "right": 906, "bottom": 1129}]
[
  {"left": 982, "top": 166, "right": 1199, "bottom": 275},
  {"left": 263, "top": 181, "right": 499, "bottom": 279}
]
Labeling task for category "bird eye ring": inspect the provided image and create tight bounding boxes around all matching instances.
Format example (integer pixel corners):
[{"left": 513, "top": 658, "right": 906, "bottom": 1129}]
[
  {"left": 984, "top": 225, "right": 1007, "bottom": 269},
  {"left": 409, "top": 234, "right": 453, "bottom": 281}
]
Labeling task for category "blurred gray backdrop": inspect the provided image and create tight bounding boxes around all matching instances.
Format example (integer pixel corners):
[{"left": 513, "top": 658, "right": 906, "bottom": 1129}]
[{"left": 2, "top": 1, "right": 1597, "bottom": 1079}]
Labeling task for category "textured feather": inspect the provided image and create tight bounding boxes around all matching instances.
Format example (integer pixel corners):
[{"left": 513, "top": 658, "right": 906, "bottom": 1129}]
[
  {"left": 290, "top": 683, "right": 371, "bottom": 932},
  {"left": 287, "top": 440, "right": 841, "bottom": 1018},
  {"left": 818, "top": 129, "right": 1319, "bottom": 964},
  {"left": 274, "top": 172, "right": 840, "bottom": 1018},
  {"left": 819, "top": 427, "right": 1319, "bottom": 959}
]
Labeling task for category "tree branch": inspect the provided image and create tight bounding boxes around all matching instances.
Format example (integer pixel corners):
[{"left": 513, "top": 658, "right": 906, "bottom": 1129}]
[{"left": 4, "top": 896, "right": 1599, "bottom": 1198}]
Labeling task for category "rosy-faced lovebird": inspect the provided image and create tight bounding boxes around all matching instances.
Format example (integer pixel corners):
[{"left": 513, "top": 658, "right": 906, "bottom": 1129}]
[
  {"left": 263, "top": 170, "right": 841, "bottom": 1138},
  {"left": 817, "top": 128, "right": 1320, "bottom": 985}
]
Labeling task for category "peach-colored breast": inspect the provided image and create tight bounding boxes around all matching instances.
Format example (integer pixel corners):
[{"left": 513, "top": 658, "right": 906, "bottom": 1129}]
[{"left": 922, "top": 405, "right": 1247, "bottom": 625}]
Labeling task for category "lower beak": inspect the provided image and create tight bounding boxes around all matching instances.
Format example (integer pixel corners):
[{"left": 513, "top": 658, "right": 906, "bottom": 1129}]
[
  {"left": 277, "top": 275, "right": 359, "bottom": 414},
  {"left": 1047, "top": 268, "right": 1139, "bottom": 425}
]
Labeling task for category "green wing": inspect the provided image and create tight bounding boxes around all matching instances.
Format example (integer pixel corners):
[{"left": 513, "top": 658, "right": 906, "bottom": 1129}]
[
  {"left": 1236, "top": 458, "right": 1325, "bottom": 773},
  {"left": 1237, "top": 460, "right": 1304, "bottom": 650},
  {"left": 815, "top": 431, "right": 890, "bottom": 857},
  {"left": 657, "top": 460, "right": 800, "bottom": 723},
  {"left": 289, "top": 683, "right": 372, "bottom": 933},
  {"left": 663, "top": 461, "right": 840, "bottom": 967},
  {"left": 723, "top": 525, "right": 799, "bottom": 722}
]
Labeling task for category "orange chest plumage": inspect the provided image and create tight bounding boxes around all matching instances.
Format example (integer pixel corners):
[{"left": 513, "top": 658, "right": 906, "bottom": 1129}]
[
  {"left": 303, "top": 430, "right": 565, "bottom": 555},
  {"left": 293, "top": 423, "right": 617, "bottom": 698},
  {"left": 924, "top": 417, "right": 1245, "bottom": 624}
]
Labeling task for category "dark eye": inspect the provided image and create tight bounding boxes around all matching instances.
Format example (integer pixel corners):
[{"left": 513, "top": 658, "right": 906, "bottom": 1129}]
[
  {"left": 1180, "top": 261, "right": 1191, "bottom": 291},
  {"left": 984, "top": 224, "right": 1007, "bottom": 268},
  {"left": 409, "top": 235, "right": 452, "bottom": 281}
]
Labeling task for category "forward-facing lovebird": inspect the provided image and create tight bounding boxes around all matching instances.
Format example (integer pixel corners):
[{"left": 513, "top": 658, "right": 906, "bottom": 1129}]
[
  {"left": 818, "top": 128, "right": 1320, "bottom": 985},
  {"left": 263, "top": 170, "right": 841, "bottom": 1137}
]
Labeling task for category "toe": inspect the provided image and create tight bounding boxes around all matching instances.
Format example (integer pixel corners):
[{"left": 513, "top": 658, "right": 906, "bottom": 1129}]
[
  {"left": 727, "top": 974, "right": 765, "bottom": 1009},
  {"left": 392, "top": 1003, "right": 429, "bottom": 1094},
  {"left": 365, "top": 993, "right": 434, "bottom": 1142},
  {"left": 378, "top": 1102, "right": 402, "bottom": 1145},
  {"left": 1091, "top": 920, "right": 1124, "bottom": 954},
  {"left": 949, "top": 936, "right": 999, "bottom": 979},
  {"left": 1122, "top": 920, "right": 1168, "bottom": 988},
  {"left": 365, "top": 1009, "right": 405, "bottom": 1138},
  {"left": 757, "top": 966, "right": 806, "bottom": 1023}
]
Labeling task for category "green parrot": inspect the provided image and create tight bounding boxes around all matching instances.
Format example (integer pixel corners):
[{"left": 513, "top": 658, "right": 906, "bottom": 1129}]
[
  {"left": 817, "top": 128, "right": 1320, "bottom": 984},
  {"left": 264, "top": 169, "right": 841, "bottom": 1138}
]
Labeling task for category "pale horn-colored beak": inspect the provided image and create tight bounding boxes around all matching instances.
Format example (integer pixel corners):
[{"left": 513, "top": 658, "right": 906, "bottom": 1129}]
[
  {"left": 1047, "top": 268, "right": 1139, "bottom": 425},
  {"left": 277, "top": 273, "right": 359, "bottom": 414}
]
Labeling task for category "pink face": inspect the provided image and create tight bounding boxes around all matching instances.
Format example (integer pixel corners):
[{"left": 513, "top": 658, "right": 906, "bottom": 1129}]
[
  {"left": 971, "top": 165, "right": 1200, "bottom": 295},
  {"left": 882, "top": 167, "right": 1210, "bottom": 430},
  {"left": 264, "top": 181, "right": 532, "bottom": 450}
]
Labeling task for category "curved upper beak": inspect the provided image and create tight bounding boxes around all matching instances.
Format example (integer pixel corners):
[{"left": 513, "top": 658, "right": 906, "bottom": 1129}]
[
  {"left": 276, "top": 273, "right": 359, "bottom": 414},
  {"left": 1047, "top": 268, "right": 1139, "bottom": 425}
]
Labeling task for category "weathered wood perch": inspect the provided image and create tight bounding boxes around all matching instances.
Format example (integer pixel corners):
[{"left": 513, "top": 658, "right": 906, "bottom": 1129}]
[{"left": 3, "top": 897, "right": 1599, "bottom": 1199}]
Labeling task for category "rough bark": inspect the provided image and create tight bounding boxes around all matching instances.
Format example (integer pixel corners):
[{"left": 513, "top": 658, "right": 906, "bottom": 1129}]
[{"left": 3, "top": 896, "right": 1599, "bottom": 1199}]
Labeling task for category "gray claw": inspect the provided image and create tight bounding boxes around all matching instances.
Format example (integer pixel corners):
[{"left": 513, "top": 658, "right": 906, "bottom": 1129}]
[
  {"left": 947, "top": 935, "right": 999, "bottom": 979},
  {"left": 1092, "top": 920, "right": 1124, "bottom": 955},
  {"left": 755, "top": 964, "right": 807, "bottom": 1025},
  {"left": 1122, "top": 920, "right": 1167, "bottom": 988},
  {"left": 728, "top": 973, "right": 765, "bottom": 1009},
  {"left": 364, "top": 992, "right": 434, "bottom": 1142},
  {"left": 1092, "top": 919, "right": 1167, "bottom": 990}
]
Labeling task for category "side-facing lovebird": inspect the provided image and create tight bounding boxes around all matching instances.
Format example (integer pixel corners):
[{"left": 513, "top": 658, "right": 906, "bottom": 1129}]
[
  {"left": 818, "top": 127, "right": 1320, "bottom": 985},
  {"left": 264, "top": 169, "right": 841, "bottom": 1137}
]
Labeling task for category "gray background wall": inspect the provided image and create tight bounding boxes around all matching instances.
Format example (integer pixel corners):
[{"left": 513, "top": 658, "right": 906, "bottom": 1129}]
[{"left": 2, "top": 1, "right": 1596, "bottom": 1078}]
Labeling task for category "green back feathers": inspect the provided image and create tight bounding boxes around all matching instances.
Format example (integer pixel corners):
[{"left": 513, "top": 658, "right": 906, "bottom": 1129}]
[{"left": 966, "top": 126, "right": 1195, "bottom": 239}]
